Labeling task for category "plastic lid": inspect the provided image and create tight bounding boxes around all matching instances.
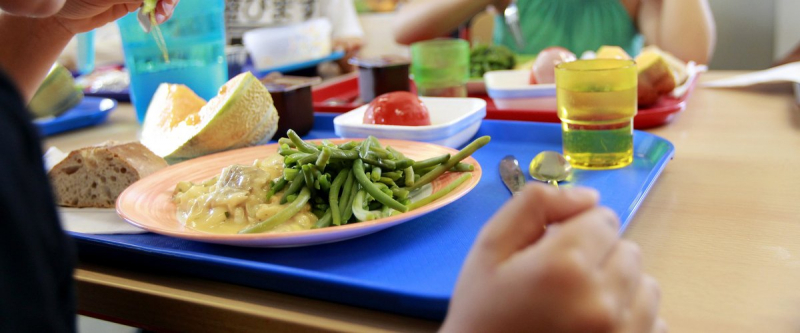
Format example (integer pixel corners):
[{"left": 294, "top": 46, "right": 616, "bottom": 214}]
[
  {"left": 259, "top": 73, "right": 321, "bottom": 92},
  {"left": 349, "top": 55, "right": 410, "bottom": 69}
]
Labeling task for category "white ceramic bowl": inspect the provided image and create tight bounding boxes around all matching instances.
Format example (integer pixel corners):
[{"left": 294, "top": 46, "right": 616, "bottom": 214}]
[
  {"left": 484, "top": 70, "right": 557, "bottom": 110},
  {"left": 333, "top": 97, "right": 486, "bottom": 148}
]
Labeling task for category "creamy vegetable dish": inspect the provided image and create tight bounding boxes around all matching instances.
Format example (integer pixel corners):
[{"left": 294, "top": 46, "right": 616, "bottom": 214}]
[{"left": 173, "top": 155, "right": 317, "bottom": 234}]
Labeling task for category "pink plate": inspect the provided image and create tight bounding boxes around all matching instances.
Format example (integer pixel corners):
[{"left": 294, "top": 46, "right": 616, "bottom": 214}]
[{"left": 116, "top": 139, "right": 482, "bottom": 247}]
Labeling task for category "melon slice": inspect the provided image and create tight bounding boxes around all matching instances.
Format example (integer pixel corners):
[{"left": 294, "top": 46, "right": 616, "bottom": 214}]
[
  {"left": 596, "top": 45, "right": 631, "bottom": 60},
  {"left": 141, "top": 72, "right": 279, "bottom": 163},
  {"left": 635, "top": 50, "right": 677, "bottom": 106},
  {"left": 640, "top": 45, "right": 689, "bottom": 85}
]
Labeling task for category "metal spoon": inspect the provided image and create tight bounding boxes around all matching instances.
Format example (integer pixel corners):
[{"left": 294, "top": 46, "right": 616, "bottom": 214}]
[
  {"left": 528, "top": 151, "right": 572, "bottom": 188},
  {"left": 499, "top": 155, "right": 526, "bottom": 195}
]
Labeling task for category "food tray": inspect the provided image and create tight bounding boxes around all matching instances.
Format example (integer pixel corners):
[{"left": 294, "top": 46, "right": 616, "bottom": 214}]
[
  {"left": 312, "top": 74, "right": 699, "bottom": 129},
  {"left": 71, "top": 113, "right": 674, "bottom": 320},
  {"left": 34, "top": 97, "right": 118, "bottom": 136}
]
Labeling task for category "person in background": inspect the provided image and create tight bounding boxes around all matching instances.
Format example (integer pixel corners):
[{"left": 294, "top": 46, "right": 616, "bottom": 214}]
[
  {"left": 0, "top": 1, "right": 659, "bottom": 332},
  {"left": 225, "top": 0, "right": 365, "bottom": 73},
  {"left": 0, "top": 0, "right": 176, "bottom": 331},
  {"left": 394, "top": 0, "right": 716, "bottom": 64}
]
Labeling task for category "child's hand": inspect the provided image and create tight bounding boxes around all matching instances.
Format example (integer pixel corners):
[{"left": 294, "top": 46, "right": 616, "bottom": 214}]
[
  {"left": 55, "top": 0, "right": 178, "bottom": 34},
  {"left": 442, "top": 184, "right": 664, "bottom": 333}
]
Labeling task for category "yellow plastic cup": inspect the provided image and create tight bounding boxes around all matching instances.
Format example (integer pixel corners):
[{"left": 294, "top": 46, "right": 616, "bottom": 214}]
[{"left": 555, "top": 59, "right": 637, "bottom": 169}]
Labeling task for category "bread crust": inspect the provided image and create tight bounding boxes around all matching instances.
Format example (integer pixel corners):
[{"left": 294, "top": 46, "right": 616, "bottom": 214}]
[{"left": 48, "top": 141, "right": 168, "bottom": 208}]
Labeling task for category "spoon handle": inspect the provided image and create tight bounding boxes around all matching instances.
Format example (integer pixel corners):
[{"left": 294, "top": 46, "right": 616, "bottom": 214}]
[{"left": 547, "top": 180, "right": 559, "bottom": 189}]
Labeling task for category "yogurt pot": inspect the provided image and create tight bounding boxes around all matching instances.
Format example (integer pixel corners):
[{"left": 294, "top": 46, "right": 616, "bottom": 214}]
[
  {"left": 260, "top": 74, "right": 321, "bottom": 139},
  {"left": 350, "top": 56, "right": 411, "bottom": 103}
]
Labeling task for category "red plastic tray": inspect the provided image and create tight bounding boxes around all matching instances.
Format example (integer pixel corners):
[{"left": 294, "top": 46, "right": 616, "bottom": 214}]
[{"left": 312, "top": 73, "right": 699, "bottom": 129}]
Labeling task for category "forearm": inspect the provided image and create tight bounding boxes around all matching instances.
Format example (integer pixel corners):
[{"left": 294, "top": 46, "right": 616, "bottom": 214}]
[
  {"left": 640, "top": 0, "right": 716, "bottom": 63},
  {"left": 0, "top": 12, "right": 74, "bottom": 101},
  {"left": 393, "top": 0, "right": 490, "bottom": 45}
]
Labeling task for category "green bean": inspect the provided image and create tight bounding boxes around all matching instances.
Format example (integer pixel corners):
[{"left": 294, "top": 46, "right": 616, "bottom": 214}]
[
  {"left": 338, "top": 170, "right": 355, "bottom": 220},
  {"left": 381, "top": 188, "right": 393, "bottom": 197},
  {"left": 404, "top": 166, "right": 415, "bottom": 187},
  {"left": 316, "top": 147, "right": 332, "bottom": 170},
  {"left": 330, "top": 149, "right": 358, "bottom": 160},
  {"left": 391, "top": 187, "right": 409, "bottom": 200},
  {"left": 278, "top": 137, "right": 295, "bottom": 147},
  {"left": 386, "top": 146, "right": 405, "bottom": 159},
  {"left": 283, "top": 167, "right": 299, "bottom": 181},
  {"left": 341, "top": 176, "right": 359, "bottom": 223},
  {"left": 353, "top": 159, "right": 408, "bottom": 212},
  {"left": 285, "top": 194, "right": 298, "bottom": 203},
  {"left": 371, "top": 167, "right": 382, "bottom": 182},
  {"left": 394, "top": 158, "right": 414, "bottom": 170},
  {"left": 378, "top": 177, "right": 396, "bottom": 187},
  {"left": 329, "top": 169, "right": 348, "bottom": 226},
  {"left": 318, "top": 174, "right": 331, "bottom": 191},
  {"left": 312, "top": 208, "right": 333, "bottom": 229},
  {"left": 298, "top": 152, "right": 320, "bottom": 165},
  {"left": 451, "top": 162, "right": 474, "bottom": 172},
  {"left": 285, "top": 152, "right": 313, "bottom": 165},
  {"left": 338, "top": 141, "right": 358, "bottom": 150},
  {"left": 412, "top": 154, "right": 450, "bottom": 171},
  {"left": 382, "top": 171, "right": 402, "bottom": 181},
  {"left": 408, "top": 136, "right": 490, "bottom": 191},
  {"left": 416, "top": 165, "right": 436, "bottom": 176},
  {"left": 280, "top": 174, "right": 305, "bottom": 204},
  {"left": 278, "top": 144, "right": 300, "bottom": 156},
  {"left": 351, "top": 190, "right": 383, "bottom": 221},
  {"left": 240, "top": 187, "right": 312, "bottom": 233},
  {"left": 302, "top": 164, "right": 316, "bottom": 194},
  {"left": 368, "top": 145, "right": 392, "bottom": 159},
  {"left": 265, "top": 177, "right": 287, "bottom": 201},
  {"left": 358, "top": 137, "right": 373, "bottom": 159},
  {"left": 287, "top": 129, "right": 320, "bottom": 153},
  {"left": 408, "top": 173, "right": 472, "bottom": 210},
  {"left": 362, "top": 152, "right": 396, "bottom": 170}
]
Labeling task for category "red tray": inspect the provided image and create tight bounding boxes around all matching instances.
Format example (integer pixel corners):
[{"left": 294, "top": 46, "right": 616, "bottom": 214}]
[{"left": 313, "top": 73, "right": 699, "bottom": 129}]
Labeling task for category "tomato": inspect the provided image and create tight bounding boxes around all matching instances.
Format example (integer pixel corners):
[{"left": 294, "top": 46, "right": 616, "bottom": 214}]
[
  {"left": 363, "top": 91, "right": 431, "bottom": 126},
  {"left": 531, "top": 46, "right": 577, "bottom": 84}
]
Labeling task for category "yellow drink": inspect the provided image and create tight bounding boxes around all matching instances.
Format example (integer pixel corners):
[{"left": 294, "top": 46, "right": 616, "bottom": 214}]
[{"left": 555, "top": 59, "right": 637, "bottom": 169}]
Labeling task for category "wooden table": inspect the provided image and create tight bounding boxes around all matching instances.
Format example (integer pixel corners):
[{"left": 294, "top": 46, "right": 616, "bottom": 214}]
[{"left": 46, "top": 71, "right": 800, "bottom": 332}]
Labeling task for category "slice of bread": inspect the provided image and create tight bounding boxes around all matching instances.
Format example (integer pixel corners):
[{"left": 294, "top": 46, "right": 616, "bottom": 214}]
[{"left": 48, "top": 141, "right": 168, "bottom": 208}]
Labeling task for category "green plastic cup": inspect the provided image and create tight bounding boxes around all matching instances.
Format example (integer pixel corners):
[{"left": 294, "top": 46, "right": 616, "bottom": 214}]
[{"left": 410, "top": 39, "right": 469, "bottom": 97}]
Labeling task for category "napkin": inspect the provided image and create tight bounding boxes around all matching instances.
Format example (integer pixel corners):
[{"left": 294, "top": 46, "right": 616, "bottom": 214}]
[
  {"left": 702, "top": 62, "right": 800, "bottom": 88},
  {"left": 58, "top": 207, "right": 147, "bottom": 234},
  {"left": 45, "top": 146, "right": 147, "bottom": 234}
]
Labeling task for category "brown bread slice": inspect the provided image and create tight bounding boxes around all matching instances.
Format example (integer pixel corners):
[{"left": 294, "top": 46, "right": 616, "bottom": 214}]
[{"left": 48, "top": 141, "right": 168, "bottom": 208}]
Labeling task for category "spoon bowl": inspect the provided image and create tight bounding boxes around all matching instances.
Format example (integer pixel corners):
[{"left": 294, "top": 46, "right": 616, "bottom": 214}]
[{"left": 529, "top": 151, "right": 572, "bottom": 188}]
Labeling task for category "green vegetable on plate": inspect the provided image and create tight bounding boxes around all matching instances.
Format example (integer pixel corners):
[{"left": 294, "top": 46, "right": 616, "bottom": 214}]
[{"left": 238, "top": 131, "right": 490, "bottom": 234}]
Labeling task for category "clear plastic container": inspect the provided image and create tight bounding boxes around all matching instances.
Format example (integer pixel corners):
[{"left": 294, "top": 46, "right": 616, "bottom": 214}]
[{"left": 243, "top": 18, "right": 332, "bottom": 71}]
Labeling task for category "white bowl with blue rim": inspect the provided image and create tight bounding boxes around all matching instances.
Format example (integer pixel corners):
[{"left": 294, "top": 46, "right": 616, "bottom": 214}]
[
  {"left": 484, "top": 70, "right": 557, "bottom": 110},
  {"left": 333, "top": 97, "right": 486, "bottom": 148}
]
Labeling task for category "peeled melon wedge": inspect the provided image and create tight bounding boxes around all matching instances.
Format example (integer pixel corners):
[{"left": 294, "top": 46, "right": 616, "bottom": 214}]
[{"left": 141, "top": 72, "right": 279, "bottom": 163}]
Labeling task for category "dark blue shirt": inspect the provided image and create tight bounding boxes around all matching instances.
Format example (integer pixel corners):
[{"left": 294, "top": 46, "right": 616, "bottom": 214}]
[{"left": 0, "top": 69, "right": 76, "bottom": 332}]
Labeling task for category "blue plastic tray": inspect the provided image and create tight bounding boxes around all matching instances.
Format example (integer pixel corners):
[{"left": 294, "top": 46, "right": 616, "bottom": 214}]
[
  {"left": 71, "top": 114, "right": 674, "bottom": 320},
  {"left": 35, "top": 97, "right": 118, "bottom": 136}
]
